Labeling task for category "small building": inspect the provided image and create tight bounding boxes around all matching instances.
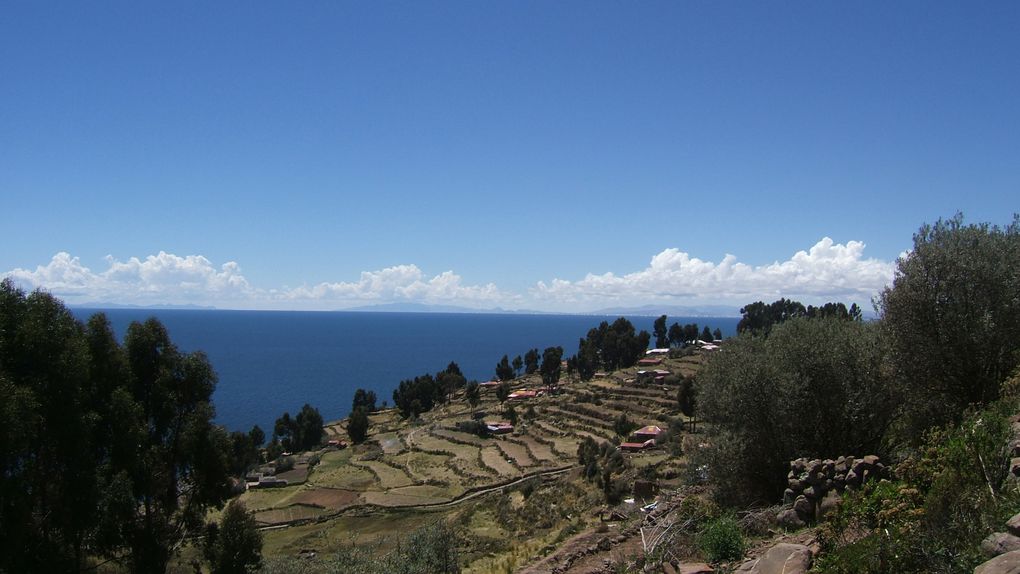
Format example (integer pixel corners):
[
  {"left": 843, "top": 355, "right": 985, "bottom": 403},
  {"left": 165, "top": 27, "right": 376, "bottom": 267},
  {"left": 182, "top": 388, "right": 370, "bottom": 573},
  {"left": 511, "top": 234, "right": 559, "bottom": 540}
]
[
  {"left": 645, "top": 348, "right": 670, "bottom": 355},
  {"left": 700, "top": 343, "right": 720, "bottom": 351},
  {"left": 479, "top": 380, "right": 503, "bottom": 388},
  {"left": 485, "top": 422, "right": 514, "bottom": 435},
  {"left": 637, "top": 357, "right": 663, "bottom": 366},
  {"left": 631, "top": 425, "right": 665, "bottom": 442},
  {"left": 620, "top": 439, "right": 656, "bottom": 452},
  {"left": 327, "top": 439, "right": 348, "bottom": 449}
]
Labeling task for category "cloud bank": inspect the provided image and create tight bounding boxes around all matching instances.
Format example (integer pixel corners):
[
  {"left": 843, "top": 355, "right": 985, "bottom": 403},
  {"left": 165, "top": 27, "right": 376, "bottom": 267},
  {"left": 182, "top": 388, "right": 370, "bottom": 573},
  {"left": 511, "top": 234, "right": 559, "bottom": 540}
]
[
  {"left": 533, "top": 238, "right": 894, "bottom": 309},
  {"left": 4, "top": 238, "right": 895, "bottom": 312}
]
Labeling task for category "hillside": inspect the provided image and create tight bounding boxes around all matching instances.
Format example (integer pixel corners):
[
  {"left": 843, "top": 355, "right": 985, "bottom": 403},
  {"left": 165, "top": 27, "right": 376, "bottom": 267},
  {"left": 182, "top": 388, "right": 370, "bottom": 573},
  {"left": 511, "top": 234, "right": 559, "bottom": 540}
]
[{"left": 228, "top": 349, "right": 710, "bottom": 572}]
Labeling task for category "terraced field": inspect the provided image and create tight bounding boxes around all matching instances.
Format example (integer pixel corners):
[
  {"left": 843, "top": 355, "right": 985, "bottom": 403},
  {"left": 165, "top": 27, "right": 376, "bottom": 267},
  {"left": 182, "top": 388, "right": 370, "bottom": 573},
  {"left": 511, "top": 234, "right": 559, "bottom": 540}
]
[{"left": 243, "top": 350, "right": 702, "bottom": 539}]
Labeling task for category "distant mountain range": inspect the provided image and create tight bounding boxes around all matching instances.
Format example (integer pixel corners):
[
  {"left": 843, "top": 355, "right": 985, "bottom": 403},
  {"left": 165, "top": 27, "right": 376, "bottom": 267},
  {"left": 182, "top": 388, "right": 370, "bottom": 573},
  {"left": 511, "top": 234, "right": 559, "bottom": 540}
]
[{"left": 340, "top": 302, "right": 555, "bottom": 315}]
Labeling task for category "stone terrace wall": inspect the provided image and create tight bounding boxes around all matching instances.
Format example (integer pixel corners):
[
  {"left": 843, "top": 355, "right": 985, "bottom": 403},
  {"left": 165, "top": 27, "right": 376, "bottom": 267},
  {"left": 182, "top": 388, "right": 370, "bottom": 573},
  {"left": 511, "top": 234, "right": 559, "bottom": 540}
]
[{"left": 777, "top": 455, "right": 890, "bottom": 528}]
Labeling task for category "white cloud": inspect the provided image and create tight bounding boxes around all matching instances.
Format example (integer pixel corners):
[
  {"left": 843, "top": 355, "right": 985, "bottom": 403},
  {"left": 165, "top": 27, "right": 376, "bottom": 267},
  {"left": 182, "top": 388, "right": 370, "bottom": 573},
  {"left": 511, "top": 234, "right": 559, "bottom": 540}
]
[
  {"left": 4, "top": 239, "right": 895, "bottom": 311},
  {"left": 282, "top": 265, "right": 512, "bottom": 307},
  {"left": 6, "top": 251, "right": 252, "bottom": 304},
  {"left": 532, "top": 238, "right": 895, "bottom": 309}
]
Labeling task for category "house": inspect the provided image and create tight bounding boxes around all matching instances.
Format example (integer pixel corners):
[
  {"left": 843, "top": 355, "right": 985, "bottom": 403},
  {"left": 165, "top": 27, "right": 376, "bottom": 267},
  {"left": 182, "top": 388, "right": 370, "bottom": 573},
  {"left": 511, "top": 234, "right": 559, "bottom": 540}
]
[
  {"left": 631, "top": 425, "right": 665, "bottom": 442},
  {"left": 479, "top": 380, "right": 503, "bottom": 388},
  {"left": 620, "top": 439, "right": 656, "bottom": 452},
  {"left": 327, "top": 439, "right": 348, "bottom": 449},
  {"left": 485, "top": 422, "right": 514, "bottom": 435},
  {"left": 637, "top": 369, "right": 671, "bottom": 383},
  {"left": 645, "top": 348, "right": 670, "bottom": 355},
  {"left": 700, "top": 343, "right": 720, "bottom": 351},
  {"left": 637, "top": 357, "right": 663, "bottom": 366},
  {"left": 508, "top": 389, "right": 538, "bottom": 400}
]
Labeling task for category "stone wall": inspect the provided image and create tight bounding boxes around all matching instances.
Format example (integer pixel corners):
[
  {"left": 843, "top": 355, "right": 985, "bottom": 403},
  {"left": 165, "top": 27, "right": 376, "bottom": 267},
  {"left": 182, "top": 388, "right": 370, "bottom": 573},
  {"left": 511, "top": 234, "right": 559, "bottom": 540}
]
[{"left": 777, "top": 455, "right": 890, "bottom": 528}]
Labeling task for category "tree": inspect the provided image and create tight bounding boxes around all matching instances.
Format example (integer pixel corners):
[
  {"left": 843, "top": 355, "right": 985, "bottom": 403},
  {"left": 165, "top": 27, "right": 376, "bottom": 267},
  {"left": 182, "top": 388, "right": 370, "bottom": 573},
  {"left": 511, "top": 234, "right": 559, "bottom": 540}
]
[
  {"left": 614, "top": 413, "right": 637, "bottom": 437},
  {"left": 506, "top": 404, "right": 519, "bottom": 426},
  {"left": 540, "top": 346, "right": 564, "bottom": 387},
  {"left": 495, "top": 354, "right": 514, "bottom": 382},
  {"left": 273, "top": 412, "right": 296, "bottom": 452},
  {"left": 677, "top": 377, "right": 698, "bottom": 432},
  {"left": 347, "top": 408, "right": 370, "bottom": 444},
  {"left": 203, "top": 500, "right": 262, "bottom": 574},
  {"left": 495, "top": 381, "right": 510, "bottom": 409},
  {"left": 701, "top": 325, "right": 713, "bottom": 343},
  {"left": 668, "top": 322, "right": 684, "bottom": 348},
  {"left": 524, "top": 348, "right": 540, "bottom": 375},
  {"left": 352, "top": 388, "right": 378, "bottom": 412},
  {"left": 512, "top": 355, "right": 523, "bottom": 377},
  {"left": 697, "top": 317, "right": 897, "bottom": 506},
  {"left": 464, "top": 381, "right": 480, "bottom": 408},
  {"left": 436, "top": 362, "right": 466, "bottom": 402},
  {"left": 879, "top": 214, "right": 1020, "bottom": 435},
  {"left": 653, "top": 315, "right": 669, "bottom": 348},
  {"left": 712, "top": 327, "right": 722, "bottom": 341},
  {"left": 295, "top": 404, "right": 324, "bottom": 450}
]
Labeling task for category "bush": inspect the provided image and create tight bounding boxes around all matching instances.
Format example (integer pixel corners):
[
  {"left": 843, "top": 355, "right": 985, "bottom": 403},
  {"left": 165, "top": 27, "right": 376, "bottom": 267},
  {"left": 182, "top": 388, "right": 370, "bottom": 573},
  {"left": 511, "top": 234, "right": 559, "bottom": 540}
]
[
  {"left": 698, "top": 516, "right": 745, "bottom": 562},
  {"left": 275, "top": 456, "right": 295, "bottom": 473}
]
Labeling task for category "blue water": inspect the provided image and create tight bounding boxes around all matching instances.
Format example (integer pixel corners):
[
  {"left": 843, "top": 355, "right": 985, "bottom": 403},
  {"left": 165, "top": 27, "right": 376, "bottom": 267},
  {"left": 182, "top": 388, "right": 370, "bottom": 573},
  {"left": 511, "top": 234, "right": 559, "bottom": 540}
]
[{"left": 70, "top": 310, "right": 738, "bottom": 433}]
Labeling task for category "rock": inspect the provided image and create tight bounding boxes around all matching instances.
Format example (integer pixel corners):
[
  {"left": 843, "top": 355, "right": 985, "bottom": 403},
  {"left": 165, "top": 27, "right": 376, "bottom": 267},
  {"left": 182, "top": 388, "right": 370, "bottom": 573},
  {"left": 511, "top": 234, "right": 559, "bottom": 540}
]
[
  {"left": 597, "top": 537, "right": 612, "bottom": 551},
  {"left": 793, "top": 495, "right": 814, "bottom": 521},
  {"left": 788, "top": 478, "right": 804, "bottom": 491},
  {"left": 803, "top": 486, "right": 818, "bottom": 499},
  {"left": 735, "top": 543, "right": 813, "bottom": 574},
  {"left": 845, "top": 469, "right": 859, "bottom": 485},
  {"left": 1010, "top": 440, "right": 1020, "bottom": 457},
  {"left": 678, "top": 563, "right": 714, "bottom": 574},
  {"left": 818, "top": 491, "right": 842, "bottom": 522},
  {"left": 662, "top": 563, "right": 678, "bottom": 574},
  {"left": 984, "top": 533, "right": 1020, "bottom": 557},
  {"left": 1012, "top": 458, "right": 1020, "bottom": 477},
  {"left": 975, "top": 549, "right": 1020, "bottom": 574},
  {"left": 776, "top": 508, "right": 805, "bottom": 530},
  {"left": 783, "top": 489, "right": 797, "bottom": 505},
  {"left": 863, "top": 454, "right": 880, "bottom": 466},
  {"left": 1007, "top": 513, "right": 1020, "bottom": 537}
]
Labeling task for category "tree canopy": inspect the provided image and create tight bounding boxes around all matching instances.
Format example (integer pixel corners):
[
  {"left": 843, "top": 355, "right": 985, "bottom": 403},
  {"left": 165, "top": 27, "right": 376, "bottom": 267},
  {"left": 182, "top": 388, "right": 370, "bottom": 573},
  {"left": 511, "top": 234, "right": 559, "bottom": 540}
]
[
  {"left": 0, "top": 279, "right": 233, "bottom": 573},
  {"left": 879, "top": 214, "right": 1020, "bottom": 433}
]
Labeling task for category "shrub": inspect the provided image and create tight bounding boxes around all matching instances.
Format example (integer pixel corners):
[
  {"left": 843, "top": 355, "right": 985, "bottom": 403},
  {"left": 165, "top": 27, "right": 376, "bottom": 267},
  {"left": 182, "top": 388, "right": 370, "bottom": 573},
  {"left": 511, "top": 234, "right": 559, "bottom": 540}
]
[
  {"left": 275, "top": 456, "right": 295, "bottom": 473},
  {"left": 698, "top": 516, "right": 745, "bottom": 562}
]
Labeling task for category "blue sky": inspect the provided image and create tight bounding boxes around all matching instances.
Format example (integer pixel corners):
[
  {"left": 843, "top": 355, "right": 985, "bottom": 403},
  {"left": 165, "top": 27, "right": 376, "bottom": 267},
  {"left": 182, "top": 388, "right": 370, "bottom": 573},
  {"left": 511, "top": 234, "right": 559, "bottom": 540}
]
[{"left": 2, "top": 2, "right": 1017, "bottom": 312}]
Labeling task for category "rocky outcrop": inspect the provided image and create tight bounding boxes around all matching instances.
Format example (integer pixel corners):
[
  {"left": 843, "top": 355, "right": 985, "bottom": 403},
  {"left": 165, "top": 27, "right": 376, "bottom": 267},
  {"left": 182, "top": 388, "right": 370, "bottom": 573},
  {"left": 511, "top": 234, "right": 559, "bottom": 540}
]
[
  {"left": 778, "top": 455, "right": 889, "bottom": 526},
  {"left": 735, "top": 543, "right": 812, "bottom": 574},
  {"left": 975, "top": 550, "right": 1020, "bottom": 574}
]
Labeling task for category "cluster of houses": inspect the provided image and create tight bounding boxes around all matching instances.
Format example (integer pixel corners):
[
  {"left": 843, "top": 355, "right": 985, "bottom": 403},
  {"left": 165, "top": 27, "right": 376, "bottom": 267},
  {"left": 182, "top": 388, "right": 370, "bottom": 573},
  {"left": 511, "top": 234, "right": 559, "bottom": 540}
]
[{"left": 245, "top": 467, "right": 289, "bottom": 489}]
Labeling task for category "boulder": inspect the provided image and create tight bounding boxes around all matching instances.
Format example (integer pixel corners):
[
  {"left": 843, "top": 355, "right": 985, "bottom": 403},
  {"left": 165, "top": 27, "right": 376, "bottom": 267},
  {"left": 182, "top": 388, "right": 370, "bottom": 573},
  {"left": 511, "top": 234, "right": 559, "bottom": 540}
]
[
  {"left": 735, "top": 543, "right": 812, "bottom": 574},
  {"left": 803, "top": 486, "right": 818, "bottom": 499},
  {"left": 984, "top": 533, "right": 1020, "bottom": 557},
  {"left": 776, "top": 508, "right": 805, "bottom": 530},
  {"left": 793, "top": 495, "right": 814, "bottom": 521},
  {"left": 1007, "top": 513, "right": 1020, "bottom": 537},
  {"left": 1010, "top": 458, "right": 1020, "bottom": 477},
  {"left": 818, "top": 491, "right": 842, "bottom": 522},
  {"left": 975, "top": 550, "right": 1020, "bottom": 574},
  {"left": 863, "top": 455, "right": 880, "bottom": 466},
  {"left": 783, "top": 489, "right": 797, "bottom": 505}
]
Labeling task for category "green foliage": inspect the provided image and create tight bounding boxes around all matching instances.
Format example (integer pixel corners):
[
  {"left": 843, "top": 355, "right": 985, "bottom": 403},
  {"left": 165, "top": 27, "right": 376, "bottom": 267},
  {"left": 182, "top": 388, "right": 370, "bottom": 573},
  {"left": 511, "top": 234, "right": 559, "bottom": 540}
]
[
  {"left": 512, "top": 355, "right": 523, "bottom": 377},
  {"left": 273, "top": 404, "right": 324, "bottom": 452},
  {"left": 576, "top": 436, "right": 629, "bottom": 503},
  {"left": 613, "top": 413, "right": 637, "bottom": 437},
  {"left": 352, "top": 388, "right": 378, "bottom": 412},
  {"left": 455, "top": 419, "right": 489, "bottom": 437},
  {"left": 464, "top": 380, "right": 480, "bottom": 408},
  {"left": 712, "top": 327, "right": 722, "bottom": 341},
  {"left": 540, "top": 346, "right": 564, "bottom": 386},
  {"left": 653, "top": 315, "right": 669, "bottom": 348},
  {"left": 573, "top": 318, "right": 651, "bottom": 381},
  {"left": 204, "top": 500, "right": 263, "bottom": 574},
  {"left": 0, "top": 280, "right": 232, "bottom": 573},
  {"left": 495, "top": 354, "right": 514, "bottom": 382},
  {"left": 879, "top": 214, "right": 1020, "bottom": 436},
  {"left": 347, "top": 407, "right": 370, "bottom": 444},
  {"left": 523, "top": 348, "right": 540, "bottom": 375},
  {"left": 697, "top": 316, "right": 896, "bottom": 506},
  {"left": 495, "top": 381, "right": 510, "bottom": 405},
  {"left": 392, "top": 361, "right": 465, "bottom": 419},
  {"left": 698, "top": 516, "right": 745, "bottom": 562},
  {"left": 817, "top": 400, "right": 1020, "bottom": 574},
  {"left": 506, "top": 403, "right": 519, "bottom": 426}
]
